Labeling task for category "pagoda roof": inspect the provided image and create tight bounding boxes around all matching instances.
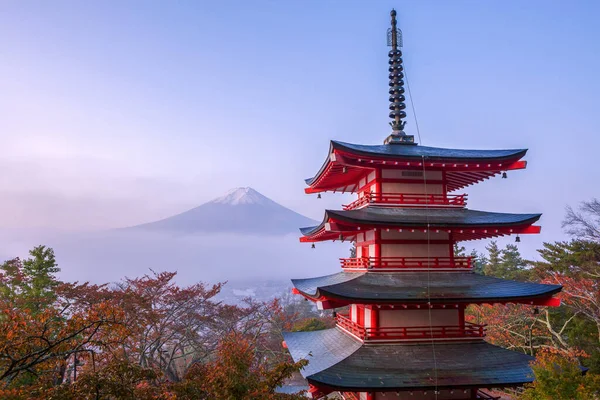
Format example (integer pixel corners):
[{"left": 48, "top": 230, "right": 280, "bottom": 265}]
[
  {"left": 305, "top": 141, "right": 528, "bottom": 193},
  {"left": 300, "top": 207, "right": 541, "bottom": 242},
  {"left": 284, "top": 328, "right": 535, "bottom": 391},
  {"left": 292, "top": 271, "right": 561, "bottom": 305},
  {"left": 331, "top": 141, "right": 526, "bottom": 165}
]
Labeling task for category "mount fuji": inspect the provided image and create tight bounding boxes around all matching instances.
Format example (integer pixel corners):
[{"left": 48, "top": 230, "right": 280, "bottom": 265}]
[{"left": 128, "top": 187, "right": 317, "bottom": 235}]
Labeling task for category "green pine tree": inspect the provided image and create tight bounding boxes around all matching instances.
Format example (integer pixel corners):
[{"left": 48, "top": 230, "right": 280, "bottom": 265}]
[
  {"left": 483, "top": 241, "right": 501, "bottom": 276},
  {"left": 0, "top": 245, "right": 60, "bottom": 312},
  {"left": 470, "top": 249, "right": 486, "bottom": 275},
  {"left": 499, "top": 243, "right": 528, "bottom": 281}
]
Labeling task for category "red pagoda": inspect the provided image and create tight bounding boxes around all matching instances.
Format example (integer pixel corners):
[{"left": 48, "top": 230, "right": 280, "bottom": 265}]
[{"left": 283, "top": 10, "right": 562, "bottom": 400}]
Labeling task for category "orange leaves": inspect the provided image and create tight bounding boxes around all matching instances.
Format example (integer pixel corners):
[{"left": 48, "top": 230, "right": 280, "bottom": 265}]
[
  {"left": 0, "top": 259, "right": 129, "bottom": 385},
  {"left": 169, "top": 333, "right": 307, "bottom": 400},
  {"left": 520, "top": 350, "right": 600, "bottom": 400}
]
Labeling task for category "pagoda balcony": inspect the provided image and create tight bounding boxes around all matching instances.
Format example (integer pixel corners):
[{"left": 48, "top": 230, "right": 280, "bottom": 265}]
[
  {"left": 335, "top": 313, "right": 487, "bottom": 342},
  {"left": 343, "top": 192, "right": 467, "bottom": 210},
  {"left": 340, "top": 256, "right": 472, "bottom": 271}
]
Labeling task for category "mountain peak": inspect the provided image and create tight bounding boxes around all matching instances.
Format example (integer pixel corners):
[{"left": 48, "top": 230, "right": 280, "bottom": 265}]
[
  {"left": 127, "top": 186, "right": 317, "bottom": 235},
  {"left": 210, "top": 187, "right": 274, "bottom": 206}
]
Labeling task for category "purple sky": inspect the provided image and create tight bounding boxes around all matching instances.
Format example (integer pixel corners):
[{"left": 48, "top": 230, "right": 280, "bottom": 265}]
[{"left": 1, "top": 1, "right": 599, "bottom": 259}]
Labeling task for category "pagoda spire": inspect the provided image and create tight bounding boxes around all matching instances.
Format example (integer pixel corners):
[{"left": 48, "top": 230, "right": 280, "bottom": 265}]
[{"left": 384, "top": 9, "right": 415, "bottom": 145}]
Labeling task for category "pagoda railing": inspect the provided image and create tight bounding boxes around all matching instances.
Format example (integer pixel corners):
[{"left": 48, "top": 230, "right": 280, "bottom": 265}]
[
  {"left": 336, "top": 313, "right": 486, "bottom": 341},
  {"left": 340, "top": 256, "right": 472, "bottom": 270},
  {"left": 343, "top": 192, "right": 467, "bottom": 210}
]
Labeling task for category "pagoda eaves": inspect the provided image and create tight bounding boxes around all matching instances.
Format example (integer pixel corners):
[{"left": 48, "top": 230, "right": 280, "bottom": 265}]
[
  {"left": 291, "top": 271, "right": 561, "bottom": 309},
  {"left": 300, "top": 208, "right": 542, "bottom": 242},
  {"left": 305, "top": 140, "right": 528, "bottom": 194}
]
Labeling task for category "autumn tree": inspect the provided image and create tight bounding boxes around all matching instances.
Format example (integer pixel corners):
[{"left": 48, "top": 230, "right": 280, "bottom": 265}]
[
  {"left": 520, "top": 351, "right": 600, "bottom": 400},
  {"left": 0, "top": 252, "right": 125, "bottom": 390},
  {"left": 529, "top": 235, "right": 600, "bottom": 372},
  {"left": 46, "top": 359, "right": 164, "bottom": 400},
  {"left": 170, "top": 334, "right": 307, "bottom": 400},
  {"left": 113, "top": 271, "right": 225, "bottom": 382}
]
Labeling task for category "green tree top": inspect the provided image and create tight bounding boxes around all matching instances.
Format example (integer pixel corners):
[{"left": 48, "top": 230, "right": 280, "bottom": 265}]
[{"left": 0, "top": 245, "right": 60, "bottom": 312}]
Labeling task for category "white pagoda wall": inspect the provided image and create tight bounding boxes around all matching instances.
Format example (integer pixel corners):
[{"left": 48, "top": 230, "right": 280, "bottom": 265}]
[
  {"left": 381, "top": 182, "right": 443, "bottom": 195},
  {"left": 364, "top": 307, "right": 373, "bottom": 328},
  {"left": 351, "top": 304, "right": 358, "bottom": 323},
  {"left": 355, "top": 230, "right": 452, "bottom": 259},
  {"left": 381, "top": 244, "right": 449, "bottom": 258},
  {"left": 381, "top": 169, "right": 443, "bottom": 180},
  {"left": 356, "top": 169, "right": 445, "bottom": 195},
  {"left": 381, "top": 231, "right": 450, "bottom": 240},
  {"left": 379, "top": 309, "right": 460, "bottom": 328}
]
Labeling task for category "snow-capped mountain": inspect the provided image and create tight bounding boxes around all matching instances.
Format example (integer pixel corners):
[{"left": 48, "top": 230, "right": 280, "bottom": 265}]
[
  {"left": 128, "top": 187, "right": 317, "bottom": 235},
  {"left": 211, "top": 187, "right": 277, "bottom": 206}
]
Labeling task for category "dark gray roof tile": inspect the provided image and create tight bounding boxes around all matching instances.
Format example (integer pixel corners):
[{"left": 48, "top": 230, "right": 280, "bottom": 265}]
[
  {"left": 284, "top": 328, "right": 535, "bottom": 390},
  {"left": 332, "top": 141, "right": 527, "bottom": 161},
  {"left": 301, "top": 208, "right": 541, "bottom": 236},
  {"left": 292, "top": 272, "right": 561, "bottom": 303}
]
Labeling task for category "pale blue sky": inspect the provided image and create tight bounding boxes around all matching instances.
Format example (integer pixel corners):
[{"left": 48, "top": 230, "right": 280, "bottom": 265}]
[{"left": 1, "top": 1, "right": 599, "bottom": 258}]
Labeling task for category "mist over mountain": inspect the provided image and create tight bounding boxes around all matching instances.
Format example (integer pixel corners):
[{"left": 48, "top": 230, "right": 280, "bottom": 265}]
[
  {"left": 127, "top": 187, "right": 318, "bottom": 235},
  {"left": 0, "top": 188, "right": 342, "bottom": 290}
]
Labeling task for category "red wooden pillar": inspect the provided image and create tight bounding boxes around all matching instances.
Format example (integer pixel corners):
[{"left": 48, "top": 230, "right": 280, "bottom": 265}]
[
  {"left": 370, "top": 305, "right": 378, "bottom": 329},
  {"left": 357, "top": 305, "right": 365, "bottom": 326},
  {"left": 375, "top": 228, "right": 382, "bottom": 263}
]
